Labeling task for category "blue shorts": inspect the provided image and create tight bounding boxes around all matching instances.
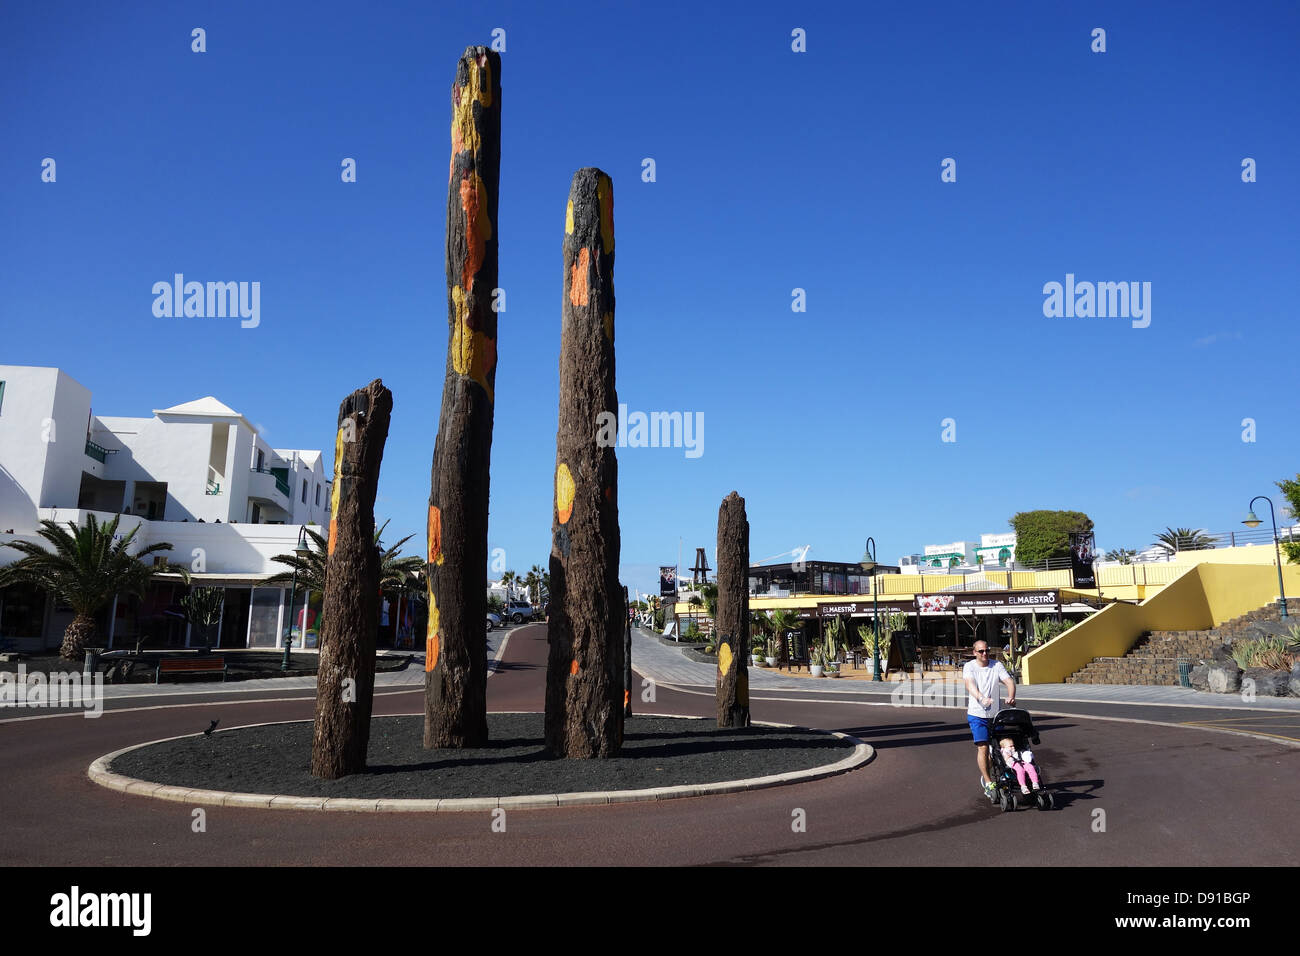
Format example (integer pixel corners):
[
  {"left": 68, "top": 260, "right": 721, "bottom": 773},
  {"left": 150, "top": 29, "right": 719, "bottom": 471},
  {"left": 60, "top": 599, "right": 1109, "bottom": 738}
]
[{"left": 967, "top": 715, "right": 992, "bottom": 744}]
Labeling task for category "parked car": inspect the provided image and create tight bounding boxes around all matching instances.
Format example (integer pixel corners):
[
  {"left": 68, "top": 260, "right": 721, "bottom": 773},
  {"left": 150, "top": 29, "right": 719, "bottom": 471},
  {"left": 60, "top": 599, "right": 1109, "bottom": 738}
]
[
  {"left": 486, "top": 612, "right": 501, "bottom": 632},
  {"left": 504, "top": 601, "right": 533, "bottom": 624}
]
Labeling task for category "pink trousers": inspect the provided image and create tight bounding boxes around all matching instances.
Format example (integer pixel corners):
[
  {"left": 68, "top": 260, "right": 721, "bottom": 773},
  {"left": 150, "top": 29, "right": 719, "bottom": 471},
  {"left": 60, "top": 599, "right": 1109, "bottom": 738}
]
[{"left": 1011, "top": 761, "right": 1040, "bottom": 788}]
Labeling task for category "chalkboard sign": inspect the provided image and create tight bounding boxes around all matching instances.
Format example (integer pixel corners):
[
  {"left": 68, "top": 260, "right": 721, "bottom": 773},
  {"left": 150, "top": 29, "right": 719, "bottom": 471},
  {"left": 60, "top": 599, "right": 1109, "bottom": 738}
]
[{"left": 889, "top": 632, "right": 919, "bottom": 670}]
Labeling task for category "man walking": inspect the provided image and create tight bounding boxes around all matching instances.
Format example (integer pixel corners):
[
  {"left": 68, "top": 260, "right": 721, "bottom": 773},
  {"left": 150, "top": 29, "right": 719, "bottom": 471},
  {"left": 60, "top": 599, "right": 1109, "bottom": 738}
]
[{"left": 963, "top": 640, "right": 1016, "bottom": 799}]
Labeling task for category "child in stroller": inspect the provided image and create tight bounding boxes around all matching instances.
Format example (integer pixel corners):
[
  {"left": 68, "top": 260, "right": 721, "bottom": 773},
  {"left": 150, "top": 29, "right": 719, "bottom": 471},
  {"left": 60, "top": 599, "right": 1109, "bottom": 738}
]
[{"left": 988, "top": 708, "right": 1054, "bottom": 811}]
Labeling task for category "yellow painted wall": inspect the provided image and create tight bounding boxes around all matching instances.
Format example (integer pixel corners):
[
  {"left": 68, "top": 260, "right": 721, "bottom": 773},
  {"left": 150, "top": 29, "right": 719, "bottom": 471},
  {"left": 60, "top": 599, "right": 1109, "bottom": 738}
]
[{"left": 1021, "top": 562, "right": 1300, "bottom": 684}]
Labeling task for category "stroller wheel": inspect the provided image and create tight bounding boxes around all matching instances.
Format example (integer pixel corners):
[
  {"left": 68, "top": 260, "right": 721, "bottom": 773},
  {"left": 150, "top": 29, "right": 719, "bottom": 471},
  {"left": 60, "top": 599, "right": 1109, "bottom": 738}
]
[
  {"left": 1043, "top": 792, "right": 1056, "bottom": 810},
  {"left": 999, "top": 791, "right": 1012, "bottom": 812}
]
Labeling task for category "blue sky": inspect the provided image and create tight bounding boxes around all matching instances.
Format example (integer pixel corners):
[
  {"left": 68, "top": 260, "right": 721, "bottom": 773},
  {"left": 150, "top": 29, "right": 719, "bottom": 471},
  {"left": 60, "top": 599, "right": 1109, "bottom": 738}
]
[{"left": 3, "top": 0, "right": 1297, "bottom": 596}]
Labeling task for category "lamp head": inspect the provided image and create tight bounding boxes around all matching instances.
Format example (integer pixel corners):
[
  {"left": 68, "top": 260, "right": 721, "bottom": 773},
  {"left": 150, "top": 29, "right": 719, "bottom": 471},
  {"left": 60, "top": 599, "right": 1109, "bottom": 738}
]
[{"left": 1242, "top": 511, "right": 1262, "bottom": 529}]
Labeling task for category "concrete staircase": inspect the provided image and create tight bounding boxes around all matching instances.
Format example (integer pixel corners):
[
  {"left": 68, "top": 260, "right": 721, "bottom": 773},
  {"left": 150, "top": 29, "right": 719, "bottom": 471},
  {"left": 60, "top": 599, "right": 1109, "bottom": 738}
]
[{"left": 1065, "top": 602, "right": 1288, "bottom": 685}]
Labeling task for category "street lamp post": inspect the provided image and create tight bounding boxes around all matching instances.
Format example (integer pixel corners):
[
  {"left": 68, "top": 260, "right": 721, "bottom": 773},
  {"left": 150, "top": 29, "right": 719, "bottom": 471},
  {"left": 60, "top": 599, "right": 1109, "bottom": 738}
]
[
  {"left": 282, "top": 525, "right": 311, "bottom": 671},
  {"left": 860, "top": 537, "right": 881, "bottom": 682},
  {"left": 1243, "top": 497, "right": 1288, "bottom": 619}
]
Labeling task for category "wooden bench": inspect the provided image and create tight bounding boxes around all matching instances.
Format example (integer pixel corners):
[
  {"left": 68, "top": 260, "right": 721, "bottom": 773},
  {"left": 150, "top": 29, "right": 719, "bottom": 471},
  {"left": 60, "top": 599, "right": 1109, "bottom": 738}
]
[{"left": 156, "top": 655, "right": 227, "bottom": 683}]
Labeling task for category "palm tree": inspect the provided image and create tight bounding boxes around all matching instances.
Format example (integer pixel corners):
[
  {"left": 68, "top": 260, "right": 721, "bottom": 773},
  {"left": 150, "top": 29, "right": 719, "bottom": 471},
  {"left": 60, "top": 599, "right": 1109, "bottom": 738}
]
[
  {"left": 500, "top": 569, "right": 518, "bottom": 599},
  {"left": 700, "top": 581, "right": 718, "bottom": 620},
  {"left": 0, "top": 514, "right": 190, "bottom": 660},
  {"left": 375, "top": 519, "right": 424, "bottom": 591},
  {"left": 1153, "top": 527, "right": 1215, "bottom": 558},
  {"left": 1105, "top": 548, "right": 1136, "bottom": 565},
  {"left": 525, "top": 563, "right": 545, "bottom": 605},
  {"left": 266, "top": 527, "right": 328, "bottom": 592},
  {"left": 267, "top": 520, "right": 422, "bottom": 594}
]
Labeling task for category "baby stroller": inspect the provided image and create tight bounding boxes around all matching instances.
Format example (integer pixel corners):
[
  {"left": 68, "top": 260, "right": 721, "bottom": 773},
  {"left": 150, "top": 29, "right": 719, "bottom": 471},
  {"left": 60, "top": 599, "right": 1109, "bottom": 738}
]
[{"left": 988, "top": 708, "right": 1055, "bottom": 811}]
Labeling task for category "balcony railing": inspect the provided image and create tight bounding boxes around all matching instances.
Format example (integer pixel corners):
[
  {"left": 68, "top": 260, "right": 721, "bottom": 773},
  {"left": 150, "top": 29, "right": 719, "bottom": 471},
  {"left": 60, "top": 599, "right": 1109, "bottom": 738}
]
[
  {"left": 250, "top": 467, "right": 290, "bottom": 497},
  {"left": 84, "top": 440, "right": 111, "bottom": 463}
]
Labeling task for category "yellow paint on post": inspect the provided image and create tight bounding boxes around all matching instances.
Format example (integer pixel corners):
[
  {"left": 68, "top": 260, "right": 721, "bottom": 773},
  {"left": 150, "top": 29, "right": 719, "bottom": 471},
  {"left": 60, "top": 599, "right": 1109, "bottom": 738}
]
[
  {"left": 327, "top": 425, "right": 345, "bottom": 555},
  {"left": 555, "top": 463, "right": 575, "bottom": 524},
  {"left": 718, "top": 642, "right": 733, "bottom": 677},
  {"left": 565, "top": 199, "right": 574, "bottom": 235},
  {"left": 449, "top": 55, "right": 493, "bottom": 165},
  {"left": 450, "top": 286, "right": 496, "bottom": 401},
  {"left": 425, "top": 594, "right": 440, "bottom": 671}
]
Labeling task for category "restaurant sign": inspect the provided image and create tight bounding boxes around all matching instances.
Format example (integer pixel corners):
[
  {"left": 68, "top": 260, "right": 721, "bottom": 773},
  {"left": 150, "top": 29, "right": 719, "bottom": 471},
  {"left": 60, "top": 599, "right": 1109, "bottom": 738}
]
[{"left": 917, "top": 590, "right": 1059, "bottom": 611}]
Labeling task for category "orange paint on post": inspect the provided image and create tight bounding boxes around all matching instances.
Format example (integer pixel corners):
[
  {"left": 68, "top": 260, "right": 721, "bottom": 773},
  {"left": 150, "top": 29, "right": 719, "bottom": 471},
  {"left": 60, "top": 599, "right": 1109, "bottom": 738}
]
[
  {"left": 426, "top": 634, "right": 440, "bottom": 672},
  {"left": 570, "top": 659, "right": 580, "bottom": 676},
  {"left": 624, "top": 689, "right": 630, "bottom": 707},
  {"left": 460, "top": 172, "right": 492, "bottom": 293},
  {"left": 569, "top": 248, "right": 590, "bottom": 306},
  {"left": 427, "top": 506, "right": 443, "bottom": 565}
]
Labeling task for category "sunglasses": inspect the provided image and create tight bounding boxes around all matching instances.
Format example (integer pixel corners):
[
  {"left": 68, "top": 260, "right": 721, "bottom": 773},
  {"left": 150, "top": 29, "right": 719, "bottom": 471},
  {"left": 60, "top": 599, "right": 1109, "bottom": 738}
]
[{"left": 975, "top": 648, "right": 989, "bottom": 654}]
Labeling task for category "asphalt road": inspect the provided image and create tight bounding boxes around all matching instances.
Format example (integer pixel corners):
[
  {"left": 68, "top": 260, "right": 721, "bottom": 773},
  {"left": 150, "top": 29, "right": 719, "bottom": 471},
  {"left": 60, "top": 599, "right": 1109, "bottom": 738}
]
[{"left": 2, "top": 622, "right": 1297, "bottom": 866}]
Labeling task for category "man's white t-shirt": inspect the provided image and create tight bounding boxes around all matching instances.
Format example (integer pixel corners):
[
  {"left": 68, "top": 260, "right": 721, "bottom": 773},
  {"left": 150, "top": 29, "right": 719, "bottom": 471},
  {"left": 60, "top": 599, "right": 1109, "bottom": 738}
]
[{"left": 964, "top": 658, "right": 1012, "bottom": 718}]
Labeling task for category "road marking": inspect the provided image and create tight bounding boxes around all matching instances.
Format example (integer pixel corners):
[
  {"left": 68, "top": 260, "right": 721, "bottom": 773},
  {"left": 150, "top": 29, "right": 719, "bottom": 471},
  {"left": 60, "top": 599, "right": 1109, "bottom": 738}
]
[{"left": 645, "top": 681, "right": 1300, "bottom": 748}]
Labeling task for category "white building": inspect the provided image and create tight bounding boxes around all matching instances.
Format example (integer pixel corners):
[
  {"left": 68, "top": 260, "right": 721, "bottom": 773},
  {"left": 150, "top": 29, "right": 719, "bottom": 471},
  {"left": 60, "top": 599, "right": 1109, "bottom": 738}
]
[
  {"left": 899, "top": 533, "right": 1018, "bottom": 572},
  {"left": 0, "top": 365, "right": 343, "bottom": 652}
]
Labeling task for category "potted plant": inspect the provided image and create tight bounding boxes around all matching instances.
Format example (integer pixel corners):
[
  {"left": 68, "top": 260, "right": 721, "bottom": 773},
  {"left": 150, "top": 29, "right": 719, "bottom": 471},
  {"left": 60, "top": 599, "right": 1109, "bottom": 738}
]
[
  {"left": 765, "top": 636, "right": 779, "bottom": 668},
  {"left": 809, "top": 644, "right": 826, "bottom": 678},
  {"left": 751, "top": 639, "right": 765, "bottom": 667}
]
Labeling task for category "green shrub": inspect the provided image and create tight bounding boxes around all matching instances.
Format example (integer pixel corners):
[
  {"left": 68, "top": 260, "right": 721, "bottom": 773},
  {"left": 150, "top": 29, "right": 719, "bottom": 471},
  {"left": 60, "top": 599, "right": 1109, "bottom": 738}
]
[
  {"left": 703, "top": 644, "right": 715, "bottom": 654},
  {"left": 1030, "top": 619, "right": 1073, "bottom": 647},
  {"left": 1232, "top": 637, "right": 1294, "bottom": 670}
]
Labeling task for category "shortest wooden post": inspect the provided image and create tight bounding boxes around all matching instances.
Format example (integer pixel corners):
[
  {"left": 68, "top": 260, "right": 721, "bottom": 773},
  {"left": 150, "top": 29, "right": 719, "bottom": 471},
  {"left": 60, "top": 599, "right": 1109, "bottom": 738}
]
[
  {"left": 311, "top": 379, "right": 393, "bottom": 779},
  {"left": 715, "top": 491, "right": 750, "bottom": 728}
]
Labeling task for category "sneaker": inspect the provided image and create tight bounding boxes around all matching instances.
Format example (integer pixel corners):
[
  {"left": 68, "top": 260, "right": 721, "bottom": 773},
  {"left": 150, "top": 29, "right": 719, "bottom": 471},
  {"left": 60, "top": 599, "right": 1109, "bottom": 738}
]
[
  {"left": 1031, "top": 781, "right": 1041, "bottom": 791},
  {"left": 1020, "top": 785, "right": 1030, "bottom": 795},
  {"left": 981, "top": 778, "right": 995, "bottom": 797}
]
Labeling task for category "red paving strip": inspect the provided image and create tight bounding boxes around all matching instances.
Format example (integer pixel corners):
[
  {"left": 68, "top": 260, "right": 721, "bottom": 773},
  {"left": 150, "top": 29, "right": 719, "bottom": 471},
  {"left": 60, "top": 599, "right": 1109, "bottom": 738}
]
[{"left": 2, "top": 622, "right": 1297, "bottom": 866}]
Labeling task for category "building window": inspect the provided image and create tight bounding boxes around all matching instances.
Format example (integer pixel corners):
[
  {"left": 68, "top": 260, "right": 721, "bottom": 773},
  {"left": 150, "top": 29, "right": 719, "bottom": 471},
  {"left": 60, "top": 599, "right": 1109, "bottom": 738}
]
[
  {"left": 301, "top": 479, "right": 308, "bottom": 504},
  {"left": 315, "top": 484, "right": 321, "bottom": 506},
  {"left": 0, "top": 380, "right": 6, "bottom": 414},
  {"left": 255, "top": 448, "right": 264, "bottom": 471}
]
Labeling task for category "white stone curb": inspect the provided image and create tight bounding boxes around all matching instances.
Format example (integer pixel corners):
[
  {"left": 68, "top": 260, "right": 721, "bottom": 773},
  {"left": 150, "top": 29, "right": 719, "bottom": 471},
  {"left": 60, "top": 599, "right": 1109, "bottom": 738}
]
[{"left": 87, "top": 715, "right": 874, "bottom": 813}]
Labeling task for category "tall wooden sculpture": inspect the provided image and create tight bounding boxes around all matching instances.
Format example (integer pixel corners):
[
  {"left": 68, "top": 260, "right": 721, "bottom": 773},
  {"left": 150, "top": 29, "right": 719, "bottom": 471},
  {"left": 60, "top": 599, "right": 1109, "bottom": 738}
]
[
  {"left": 545, "top": 168, "right": 623, "bottom": 758},
  {"left": 425, "top": 46, "right": 502, "bottom": 748}
]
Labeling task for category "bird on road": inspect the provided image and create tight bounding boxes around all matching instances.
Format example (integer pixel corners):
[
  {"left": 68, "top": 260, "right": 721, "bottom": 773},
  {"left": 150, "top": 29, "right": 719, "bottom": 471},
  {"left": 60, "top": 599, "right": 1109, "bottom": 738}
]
[{"left": 204, "top": 719, "right": 219, "bottom": 736}]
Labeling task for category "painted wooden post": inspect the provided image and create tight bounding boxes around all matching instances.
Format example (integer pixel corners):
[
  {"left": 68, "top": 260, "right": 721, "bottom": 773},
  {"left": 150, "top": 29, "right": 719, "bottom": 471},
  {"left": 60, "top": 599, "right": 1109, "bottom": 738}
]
[
  {"left": 425, "top": 46, "right": 502, "bottom": 749},
  {"left": 545, "top": 168, "right": 623, "bottom": 758},
  {"left": 311, "top": 380, "right": 393, "bottom": 779},
  {"left": 715, "top": 492, "right": 750, "bottom": 728}
]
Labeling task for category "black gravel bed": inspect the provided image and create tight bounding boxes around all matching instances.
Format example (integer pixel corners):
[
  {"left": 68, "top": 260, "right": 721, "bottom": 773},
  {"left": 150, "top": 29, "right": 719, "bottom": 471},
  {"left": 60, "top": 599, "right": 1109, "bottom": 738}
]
[{"left": 108, "top": 714, "right": 858, "bottom": 799}]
